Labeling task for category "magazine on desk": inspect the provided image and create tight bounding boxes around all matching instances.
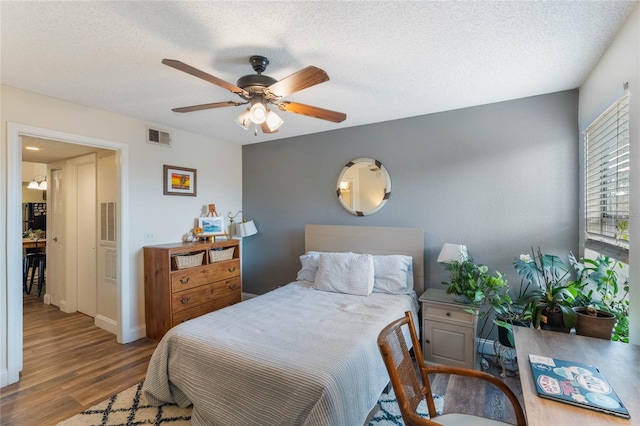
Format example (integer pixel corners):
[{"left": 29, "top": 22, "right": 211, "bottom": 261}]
[{"left": 528, "top": 354, "right": 630, "bottom": 419}]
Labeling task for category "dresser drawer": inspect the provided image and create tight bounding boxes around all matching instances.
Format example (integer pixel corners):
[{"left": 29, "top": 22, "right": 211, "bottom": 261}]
[
  {"left": 423, "top": 303, "right": 474, "bottom": 325},
  {"left": 172, "top": 293, "right": 241, "bottom": 326},
  {"left": 170, "top": 259, "right": 240, "bottom": 292},
  {"left": 172, "top": 276, "right": 241, "bottom": 312}
]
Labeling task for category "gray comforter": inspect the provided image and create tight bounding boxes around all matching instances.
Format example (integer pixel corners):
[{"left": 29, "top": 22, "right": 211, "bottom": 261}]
[{"left": 143, "top": 281, "right": 419, "bottom": 426}]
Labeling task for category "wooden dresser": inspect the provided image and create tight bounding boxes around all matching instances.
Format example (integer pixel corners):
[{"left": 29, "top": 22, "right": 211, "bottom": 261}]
[{"left": 143, "top": 239, "right": 241, "bottom": 340}]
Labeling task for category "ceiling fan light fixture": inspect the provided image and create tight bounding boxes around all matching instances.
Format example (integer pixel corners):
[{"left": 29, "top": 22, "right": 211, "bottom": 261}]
[
  {"left": 249, "top": 102, "right": 267, "bottom": 124},
  {"left": 264, "top": 110, "right": 283, "bottom": 132},
  {"left": 236, "top": 108, "right": 252, "bottom": 130}
]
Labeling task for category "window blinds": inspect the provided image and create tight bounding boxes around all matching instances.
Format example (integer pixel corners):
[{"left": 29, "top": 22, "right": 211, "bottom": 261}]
[{"left": 584, "top": 91, "right": 629, "bottom": 247}]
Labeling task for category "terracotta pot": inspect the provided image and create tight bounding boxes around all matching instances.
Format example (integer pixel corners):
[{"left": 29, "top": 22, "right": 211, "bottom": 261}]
[
  {"left": 574, "top": 307, "right": 616, "bottom": 340},
  {"left": 540, "top": 308, "right": 570, "bottom": 333}
]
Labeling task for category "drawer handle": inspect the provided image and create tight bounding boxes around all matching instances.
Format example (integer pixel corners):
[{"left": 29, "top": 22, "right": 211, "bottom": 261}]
[
  {"left": 228, "top": 267, "right": 236, "bottom": 272},
  {"left": 228, "top": 283, "right": 238, "bottom": 290},
  {"left": 180, "top": 297, "right": 191, "bottom": 304},
  {"left": 425, "top": 339, "right": 430, "bottom": 344},
  {"left": 179, "top": 277, "right": 190, "bottom": 284},
  {"left": 446, "top": 312, "right": 451, "bottom": 317}
]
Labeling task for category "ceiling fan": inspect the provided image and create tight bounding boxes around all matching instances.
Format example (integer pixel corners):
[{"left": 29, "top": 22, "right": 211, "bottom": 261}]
[{"left": 162, "top": 55, "right": 347, "bottom": 135}]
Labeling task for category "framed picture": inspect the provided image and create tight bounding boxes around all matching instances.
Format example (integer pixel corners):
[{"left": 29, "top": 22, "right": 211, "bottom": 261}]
[
  {"left": 198, "top": 216, "right": 225, "bottom": 236},
  {"left": 163, "top": 165, "right": 197, "bottom": 196}
]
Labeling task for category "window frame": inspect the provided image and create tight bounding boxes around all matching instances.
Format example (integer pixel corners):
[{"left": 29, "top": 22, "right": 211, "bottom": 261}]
[{"left": 583, "top": 90, "right": 629, "bottom": 262}]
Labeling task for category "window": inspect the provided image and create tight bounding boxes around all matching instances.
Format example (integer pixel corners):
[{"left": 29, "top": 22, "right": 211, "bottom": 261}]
[{"left": 584, "top": 90, "right": 629, "bottom": 255}]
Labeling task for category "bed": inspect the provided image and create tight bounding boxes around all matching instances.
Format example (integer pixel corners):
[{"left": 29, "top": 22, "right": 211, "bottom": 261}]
[{"left": 143, "top": 224, "right": 424, "bottom": 426}]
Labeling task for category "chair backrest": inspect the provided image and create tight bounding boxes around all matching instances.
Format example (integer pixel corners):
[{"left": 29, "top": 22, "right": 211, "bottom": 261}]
[{"left": 377, "top": 311, "right": 438, "bottom": 425}]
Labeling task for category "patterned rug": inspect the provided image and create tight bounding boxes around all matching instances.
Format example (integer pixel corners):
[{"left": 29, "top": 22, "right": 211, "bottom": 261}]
[{"left": 57, "top": 382, "right": 443, "bottom": 425}]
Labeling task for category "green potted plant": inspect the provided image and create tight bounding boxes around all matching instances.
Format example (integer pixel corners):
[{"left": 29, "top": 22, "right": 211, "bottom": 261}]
[
  {"left": 570, "top": 253, "right": 629, "bottom": 341},
  {"left": 515, "top": 248, "right": 578, "bottom": 333},
  {"left": 492, "top": 283, "right": 534, "bottom": 348},
  {"left": 442, "top": 258, "right": 507, "bottom": 306}
]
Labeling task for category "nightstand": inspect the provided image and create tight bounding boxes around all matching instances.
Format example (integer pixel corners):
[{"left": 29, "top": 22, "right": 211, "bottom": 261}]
[{"left": 419, "top": 288, "right": 477, "bottom": 369}]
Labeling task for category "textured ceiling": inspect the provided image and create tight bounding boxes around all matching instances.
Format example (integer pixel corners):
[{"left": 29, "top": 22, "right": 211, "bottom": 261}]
[{"left": 2, "top": 1, "right": 637, "bottom": 148}]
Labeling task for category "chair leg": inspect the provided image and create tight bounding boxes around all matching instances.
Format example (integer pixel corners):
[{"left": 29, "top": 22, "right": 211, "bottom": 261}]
[
  {"left": 37, "top": 258, "right": 46, "bottom": 297},
  {"left": 29, "top": 258, "right": 39, "bottom": 295},
  {"left": 23, "top": 257, "right": 31, "bottom": 294}
]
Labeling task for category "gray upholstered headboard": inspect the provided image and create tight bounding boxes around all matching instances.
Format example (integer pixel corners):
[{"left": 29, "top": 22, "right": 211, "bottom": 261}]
[{"left": 304, "top": 224, "right": 425, "bottom": 294}]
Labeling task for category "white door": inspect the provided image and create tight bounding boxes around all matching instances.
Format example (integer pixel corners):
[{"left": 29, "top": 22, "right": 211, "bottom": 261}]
[
  {"left": 47, "top": 165, "right": 66, "bottom": 308},
  {"left": 77, "top": 162, "right": 97, "bottom": 316}
]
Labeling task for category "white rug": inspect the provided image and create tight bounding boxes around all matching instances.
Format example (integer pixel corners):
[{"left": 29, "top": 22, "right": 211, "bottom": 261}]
[{"left": 58, "top": 382, "right": 443, "bottom": 425}]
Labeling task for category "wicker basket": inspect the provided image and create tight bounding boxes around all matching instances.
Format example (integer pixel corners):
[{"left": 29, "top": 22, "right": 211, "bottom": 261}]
[
  {"left": 209, "top": 247, "right": 235, "bottom": 262},
  {"left": 172, "top": 251, "right": 205, "bottom": 270}
]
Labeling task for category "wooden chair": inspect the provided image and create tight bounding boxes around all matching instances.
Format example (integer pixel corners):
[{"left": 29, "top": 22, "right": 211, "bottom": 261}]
[
  {"left": 377, "top": 311, "right": 527, "bottom": 426},
  {"left": 23, "top": 239, "right": 45, "bottom": 295}
]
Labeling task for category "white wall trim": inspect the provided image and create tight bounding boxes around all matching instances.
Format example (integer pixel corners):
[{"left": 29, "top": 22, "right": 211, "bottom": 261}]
[
  {"left": 95, "top": 314, "right": 118, "bottom": 335},
  {"left": 3, "top": 122, "right": 130, "bottom": 387}
]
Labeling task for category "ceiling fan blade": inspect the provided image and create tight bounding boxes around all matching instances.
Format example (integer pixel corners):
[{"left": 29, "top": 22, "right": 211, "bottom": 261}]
[
  {"left": 266, "top": 66, "right": 329, "bottom": 98},
  {"left": 172, "top": 101, "right": 243, "bottom": 113},
  {"left": 162, "top": 59, "right": 248, "bottom": 96},
  {"left": 277, "top": 101, "right": 346, "bottom": 123}
]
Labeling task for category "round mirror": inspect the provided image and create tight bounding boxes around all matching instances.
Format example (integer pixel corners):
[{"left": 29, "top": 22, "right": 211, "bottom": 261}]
[{"left": 336, "top": 158, "right": 391, "bottom": 216}]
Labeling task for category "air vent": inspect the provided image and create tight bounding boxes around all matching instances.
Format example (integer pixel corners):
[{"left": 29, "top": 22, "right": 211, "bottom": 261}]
[{"left": 147, "top": 127, "right": 172, "bottom": 147}]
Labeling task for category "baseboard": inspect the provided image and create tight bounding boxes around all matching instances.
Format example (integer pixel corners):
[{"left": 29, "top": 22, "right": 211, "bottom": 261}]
[
  {"left": 0, "top": 368, "right": 8, "bottom": 387},
  {"left": 95, "top": 314, "right": 118, "bottom": 335},
  {"left": 242, "top": 292, "right": 258, "bottom": 301},
  {"left": 120, "top": 324, "right": 146, "bottom": 344}
]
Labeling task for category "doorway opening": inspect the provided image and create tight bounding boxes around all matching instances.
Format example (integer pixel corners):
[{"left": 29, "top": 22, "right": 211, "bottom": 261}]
[{"left": 5, "top": 122, "right": 132, "bottom": 387}]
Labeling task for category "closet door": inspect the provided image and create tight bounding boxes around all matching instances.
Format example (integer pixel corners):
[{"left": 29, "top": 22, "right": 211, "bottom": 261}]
[
  {"left": 76, "top": 161, "right": 96, "bottom": 317},
  {"left": 47, "top": 165, "right": 66, "bottom": 307}
]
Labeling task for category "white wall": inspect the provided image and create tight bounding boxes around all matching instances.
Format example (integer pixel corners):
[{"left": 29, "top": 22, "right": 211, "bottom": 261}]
[
  {"left": 1, "top": 85, "right": 242, "bottom": 385},
  {"left": 578, "top": 4, "right": 639, "bottom": 344}
]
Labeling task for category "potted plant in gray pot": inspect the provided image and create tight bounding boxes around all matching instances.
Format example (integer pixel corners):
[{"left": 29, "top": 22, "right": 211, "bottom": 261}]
[
  {"left": 515, "top": 248, "right": 578, "bottom": 333},
  {"left": 492, "top": 283, "right": 534, "bottom": 348},
  {"left": 570, "top": 253, "right": 629, "bottom": 341}
]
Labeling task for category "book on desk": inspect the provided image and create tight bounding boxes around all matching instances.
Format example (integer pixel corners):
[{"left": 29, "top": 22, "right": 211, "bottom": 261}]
[{"left": 528, "top": 354, "right": 630, "bottom": 419}]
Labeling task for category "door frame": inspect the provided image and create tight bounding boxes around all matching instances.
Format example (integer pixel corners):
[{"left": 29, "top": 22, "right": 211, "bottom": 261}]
[{"left": 4, "top": 122, "right": 131, "bottom": 386}]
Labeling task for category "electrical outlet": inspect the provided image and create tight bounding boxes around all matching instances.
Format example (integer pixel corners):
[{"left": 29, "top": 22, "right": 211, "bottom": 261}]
[{"left": 144, "top": 232, "right": 155, "bottom": 242}]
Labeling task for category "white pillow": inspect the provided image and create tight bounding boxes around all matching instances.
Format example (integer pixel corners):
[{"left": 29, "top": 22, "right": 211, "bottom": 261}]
[
  {"left": 372, "top": 255, "right": 414, "bottom": 294},
  {"left": 296, "top": 251, "right": 322, "bottom": 282},
  {"left": 312, "top": 252, "right": 375, "bottom": 296}
]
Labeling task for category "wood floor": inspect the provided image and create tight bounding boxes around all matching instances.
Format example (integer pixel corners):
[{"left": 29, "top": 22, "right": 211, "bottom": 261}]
[
  {"left": 0, "top": 292, "right": 158, "bottom": 426},
  {"left": 429, "top": 358, "right": 525, "bottom": 424},
  {"left": 1, "top": 292, "right": 524, "bottom": 425}
]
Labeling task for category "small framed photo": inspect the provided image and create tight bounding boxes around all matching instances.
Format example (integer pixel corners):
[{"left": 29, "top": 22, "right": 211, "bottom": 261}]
[
  {"left": 198, "top": 216, "right": 225, "bottom": 236},
  {"left": 163, "top": 165, "right": 197, "bottom": 196}
]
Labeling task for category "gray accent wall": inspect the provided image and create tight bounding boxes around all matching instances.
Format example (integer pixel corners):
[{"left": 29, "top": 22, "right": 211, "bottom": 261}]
[{"left": 242, "top": 90, "right": 579, "bottom": 301}]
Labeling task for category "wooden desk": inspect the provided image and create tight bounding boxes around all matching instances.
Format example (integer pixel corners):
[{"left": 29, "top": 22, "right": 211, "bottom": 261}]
[
  {"left": 22, "top": 238, "right": 46, "bottom": 250},
  {"left": 514, "top": 326, "right": 639, "bottom": 424}
]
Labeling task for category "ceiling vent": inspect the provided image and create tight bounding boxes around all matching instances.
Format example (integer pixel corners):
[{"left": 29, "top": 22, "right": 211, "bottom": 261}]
[{"left": 147, "top": 127, "right": 172, "bottom": 147}]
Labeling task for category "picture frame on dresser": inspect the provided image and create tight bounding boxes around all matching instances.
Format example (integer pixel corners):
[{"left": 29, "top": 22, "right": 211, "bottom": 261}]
[
  {"left": 198, "top": 216, "right": 225, "bottom": 237},
  {"left": 163, "top": 164, "right": 197, "bottom": 196}
]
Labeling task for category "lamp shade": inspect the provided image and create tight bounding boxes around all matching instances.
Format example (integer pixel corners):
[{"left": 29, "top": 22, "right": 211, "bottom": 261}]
[
  {"left": 249, "top": 103, "right": 267, "bottom": 124},
  {"left": 264, "top": 110, "right": 283, "bottom": 132},
  {"left": 437, "top": 243, "right": 468, "bottom": 263},
  {"left": 27, "top": 179, "right": 40, "bottom": 189},
  {"left": 236, "top": 220, "right": 258, "bottom": 238}
]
